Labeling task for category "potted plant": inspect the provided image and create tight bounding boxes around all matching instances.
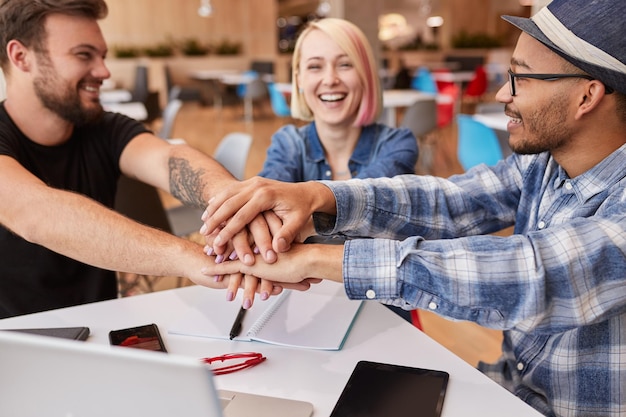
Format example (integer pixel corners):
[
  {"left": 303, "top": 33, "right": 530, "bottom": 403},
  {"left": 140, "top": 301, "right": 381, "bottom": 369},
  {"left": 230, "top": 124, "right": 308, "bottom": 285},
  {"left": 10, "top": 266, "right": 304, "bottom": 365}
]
[
  {"left": 180, "top": 38, "right": 210, "bottom": 56},
  {"left": 213, "top": 39, "right": 242, "bottom": 55},
  {"left": 113, "top": 45, "right": 141, "bottom": 58},
  {"left": 143, "top": 42, "right": 174, "bottom": 58}
]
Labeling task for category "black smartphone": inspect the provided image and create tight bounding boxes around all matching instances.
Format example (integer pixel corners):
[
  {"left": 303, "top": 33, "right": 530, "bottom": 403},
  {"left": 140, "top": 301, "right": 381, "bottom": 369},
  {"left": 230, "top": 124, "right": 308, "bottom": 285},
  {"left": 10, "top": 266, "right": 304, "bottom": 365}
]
[
  {"left": 329, "top": 361, "right": 449, "bottom": 417},
  {"left": 108, "top": 323, "right": 167, "bottom": 353}
]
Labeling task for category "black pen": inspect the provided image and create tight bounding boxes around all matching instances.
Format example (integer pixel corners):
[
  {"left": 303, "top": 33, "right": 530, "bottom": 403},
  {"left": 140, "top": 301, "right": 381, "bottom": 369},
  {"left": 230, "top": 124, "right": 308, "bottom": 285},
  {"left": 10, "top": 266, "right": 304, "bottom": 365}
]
[{"left": 229, "top": 306, "right": 247, "bottom": 340}]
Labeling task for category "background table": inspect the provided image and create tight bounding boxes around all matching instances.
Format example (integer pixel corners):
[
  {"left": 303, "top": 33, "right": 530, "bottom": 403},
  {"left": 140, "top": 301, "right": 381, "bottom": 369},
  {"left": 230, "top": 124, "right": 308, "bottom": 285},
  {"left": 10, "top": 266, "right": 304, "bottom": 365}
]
[
  {"left": 472, "top": 112, "right": 509, "bottom": 132},
  {"left": 188, "top": 69, "right": 240, "bottom": 110},
  {"left": 103, "top": 102, "right": 147, "bottom": 121},
  {"left": 189, "top": 70, "right": 274, "bottom": 121},
  {"left": 381, "top": 89, "right": 438, "bottom": 127},
  {"left": 99, "top": 89, "right": 132, "bottom": 104},
  {"left": 0, "top": 285, "right": 543, "bottom": 417},
  {"left": 431, "top": 70, "right": 475, "bottom": 85}
]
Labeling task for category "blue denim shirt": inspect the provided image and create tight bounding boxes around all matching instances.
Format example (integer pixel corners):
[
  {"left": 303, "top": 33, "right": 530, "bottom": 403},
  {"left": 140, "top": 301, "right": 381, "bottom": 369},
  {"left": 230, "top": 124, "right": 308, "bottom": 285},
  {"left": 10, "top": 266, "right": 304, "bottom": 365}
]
[
  {"left": 314, "top": 146, "right": 626, "bottom": 417},
  {"left": 258, "top": 122, "right": 418, "bottom": 181}
]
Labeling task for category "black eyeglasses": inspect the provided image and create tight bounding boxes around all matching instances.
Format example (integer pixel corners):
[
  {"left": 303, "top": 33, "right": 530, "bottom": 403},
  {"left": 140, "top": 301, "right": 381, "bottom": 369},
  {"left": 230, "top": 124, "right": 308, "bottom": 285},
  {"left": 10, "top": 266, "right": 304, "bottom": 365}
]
[{"left": 507, "top": 69, "right": 595, "bottom": 96}]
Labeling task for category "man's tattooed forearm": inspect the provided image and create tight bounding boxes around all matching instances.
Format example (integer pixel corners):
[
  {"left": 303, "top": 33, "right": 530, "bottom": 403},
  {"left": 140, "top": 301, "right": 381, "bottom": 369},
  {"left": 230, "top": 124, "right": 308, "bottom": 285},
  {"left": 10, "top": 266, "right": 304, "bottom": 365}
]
[{"left": 169, "top": 158, "right": 206, "bottom": 207}]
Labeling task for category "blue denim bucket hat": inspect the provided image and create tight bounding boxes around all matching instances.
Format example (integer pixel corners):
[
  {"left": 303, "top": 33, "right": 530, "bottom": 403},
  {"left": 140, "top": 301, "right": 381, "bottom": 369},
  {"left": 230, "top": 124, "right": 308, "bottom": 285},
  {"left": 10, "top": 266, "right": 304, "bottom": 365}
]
[{"left": 503, "top": 0, "right": 626, "bottom": 95}]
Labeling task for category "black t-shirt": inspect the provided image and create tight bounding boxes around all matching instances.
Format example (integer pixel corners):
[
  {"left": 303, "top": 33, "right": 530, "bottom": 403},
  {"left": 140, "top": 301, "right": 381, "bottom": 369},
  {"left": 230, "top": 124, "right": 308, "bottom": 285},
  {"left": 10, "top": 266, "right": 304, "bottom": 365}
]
[{"left": 0, "top": 104, "right": 149, "bottom": 318}]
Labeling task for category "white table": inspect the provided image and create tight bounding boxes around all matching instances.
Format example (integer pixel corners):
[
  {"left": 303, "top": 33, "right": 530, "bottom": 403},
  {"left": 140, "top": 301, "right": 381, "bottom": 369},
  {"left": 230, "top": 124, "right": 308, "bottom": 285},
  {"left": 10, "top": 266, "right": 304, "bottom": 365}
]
[
  {"left": 0, "top": 285, "right": 542, "bottom": 417},
  {"left": 99, "top": 89, "right": 132, "bottom": 104},
  {"left": 189, "top": 70, "right": 273, "bottom": 121},
  {"left": 188, "top": 69, "right": 241, "bottom": 110},
  {"left": 189, "top": 69, "right": 241, "bottom": 81},
  {"left": 381, "top": 89, "right": 439, "bottom": 127},
  {"left": 273, "top": 82, "right": 293, "bottom": 94},
  {"left": 431, "top": 70, "right": 476, "bottom": 85},
  {"left": 218, "top": 73, "right": 274, "bottom": 122},
  {"left": 472, "top": 112, "right": 509, "bottom": 132},
  {"left": 103, "top": 102, "right": 147, "bottom": 121}
]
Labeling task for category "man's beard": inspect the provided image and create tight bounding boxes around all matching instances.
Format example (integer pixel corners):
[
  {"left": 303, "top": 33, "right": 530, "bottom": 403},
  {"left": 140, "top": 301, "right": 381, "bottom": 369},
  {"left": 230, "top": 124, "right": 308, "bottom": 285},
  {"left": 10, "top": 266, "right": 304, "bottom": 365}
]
[
  {"left": 507, "top": 93, "right": 573, "bottom": 155},
  {"left": 33, "top": 54, "right": 104, "bottom": 126}
]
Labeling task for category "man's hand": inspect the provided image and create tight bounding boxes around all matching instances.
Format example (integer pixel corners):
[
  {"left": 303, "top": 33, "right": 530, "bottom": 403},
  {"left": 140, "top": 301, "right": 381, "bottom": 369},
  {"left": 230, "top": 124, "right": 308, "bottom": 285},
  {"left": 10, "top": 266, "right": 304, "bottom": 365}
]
[
  {"left": 201, "top": 177, "right": 336, "bottom": 256},
  {"left": 202, "top": 213, "right": 276, "bottom": 266}
]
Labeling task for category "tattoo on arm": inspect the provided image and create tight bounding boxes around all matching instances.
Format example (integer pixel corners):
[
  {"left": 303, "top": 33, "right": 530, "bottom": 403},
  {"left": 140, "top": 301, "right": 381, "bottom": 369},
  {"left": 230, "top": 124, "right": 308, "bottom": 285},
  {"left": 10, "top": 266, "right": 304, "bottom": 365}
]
[{"left": 169, "top": 157, "right": 207, "bottom": 207}]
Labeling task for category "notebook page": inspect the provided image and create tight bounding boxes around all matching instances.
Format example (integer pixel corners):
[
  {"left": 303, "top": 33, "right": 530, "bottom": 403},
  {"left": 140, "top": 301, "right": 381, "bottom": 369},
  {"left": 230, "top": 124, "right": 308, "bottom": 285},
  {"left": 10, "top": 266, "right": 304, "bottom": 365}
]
[
  {"left": 168, "top": 281, "right": 362, "bottom": 350},
  {"left": 168, "top": 291, "right": 285, "bottom": 341},
  {"left": 247, "top": 281, "right": 363, "bottom": 350}
]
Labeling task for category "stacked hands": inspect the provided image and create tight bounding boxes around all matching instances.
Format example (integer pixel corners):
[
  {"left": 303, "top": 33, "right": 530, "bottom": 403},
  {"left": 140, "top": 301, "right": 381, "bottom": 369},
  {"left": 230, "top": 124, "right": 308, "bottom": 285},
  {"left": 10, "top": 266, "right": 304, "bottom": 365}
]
[{"left": 198, "top": 177, "right": 341, "bottom": 309}]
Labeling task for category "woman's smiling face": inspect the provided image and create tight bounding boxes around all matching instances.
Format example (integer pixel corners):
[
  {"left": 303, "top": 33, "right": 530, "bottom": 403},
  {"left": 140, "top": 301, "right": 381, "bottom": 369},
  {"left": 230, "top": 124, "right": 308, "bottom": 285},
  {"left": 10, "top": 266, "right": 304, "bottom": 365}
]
[{"left": 296, "top": 28, "right": 363, "bottom": 128}]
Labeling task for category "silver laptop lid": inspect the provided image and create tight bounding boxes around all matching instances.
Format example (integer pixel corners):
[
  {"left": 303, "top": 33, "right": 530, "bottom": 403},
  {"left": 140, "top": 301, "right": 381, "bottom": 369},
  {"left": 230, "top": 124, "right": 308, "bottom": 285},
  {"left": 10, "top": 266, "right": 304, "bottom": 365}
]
[{"left": 0, "top": 330, "right": 223, "bottom": 417}]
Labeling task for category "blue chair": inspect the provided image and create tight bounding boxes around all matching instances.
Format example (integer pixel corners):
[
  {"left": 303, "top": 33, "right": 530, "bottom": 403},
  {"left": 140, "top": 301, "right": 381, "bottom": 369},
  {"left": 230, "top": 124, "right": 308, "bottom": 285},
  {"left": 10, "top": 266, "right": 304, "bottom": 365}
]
[
  {"left": 267, "top": 83, "right": 291, "bottom": 117},
  {"left": 236, "top": 70, "right": 258, "bottom": 98},
  {"left": 411, "top": 66, "right": 438, "bottom": 93},
  {"left": 456, "top": 114, "right": 504, "bottom": 171}
]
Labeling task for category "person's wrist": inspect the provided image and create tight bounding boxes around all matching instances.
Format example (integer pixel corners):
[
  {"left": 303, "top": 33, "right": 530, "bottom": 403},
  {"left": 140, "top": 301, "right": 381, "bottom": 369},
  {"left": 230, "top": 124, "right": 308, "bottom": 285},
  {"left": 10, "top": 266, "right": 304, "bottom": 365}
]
[
  {"left": 307, "top": 244, "right": 343, "bottom": 283},
  {"left": 308, "top": 182, "right": 337, "bottom": 215}
]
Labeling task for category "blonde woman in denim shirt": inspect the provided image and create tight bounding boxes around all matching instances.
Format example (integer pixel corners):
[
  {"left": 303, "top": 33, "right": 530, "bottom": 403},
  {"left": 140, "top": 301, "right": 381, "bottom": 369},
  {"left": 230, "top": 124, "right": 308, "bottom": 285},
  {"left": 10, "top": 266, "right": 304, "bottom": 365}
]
[
  {"left": 259, "top": 18, "right": 418, "bottom": 183},
  {"left": 259, "top": 18, "right": 418, "bottom": 322}
]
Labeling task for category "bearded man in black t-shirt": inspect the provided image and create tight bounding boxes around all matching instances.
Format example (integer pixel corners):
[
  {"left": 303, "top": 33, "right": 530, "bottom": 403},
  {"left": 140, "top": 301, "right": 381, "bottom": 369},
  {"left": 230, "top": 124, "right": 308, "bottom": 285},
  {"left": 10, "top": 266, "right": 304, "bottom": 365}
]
[{"left": 0, "top": 0, "right": 287, "bottom": 318}]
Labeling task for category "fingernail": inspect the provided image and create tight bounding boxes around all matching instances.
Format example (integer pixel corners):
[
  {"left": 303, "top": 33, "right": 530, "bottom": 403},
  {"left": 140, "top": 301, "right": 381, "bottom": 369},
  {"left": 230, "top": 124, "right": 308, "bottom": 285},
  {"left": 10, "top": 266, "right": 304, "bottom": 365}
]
[
  {"left": 201, "top": 209, "right": 208, "bottom": 221},
  {"left": 204, "top": 246, "right": 214, "bottom": 256},
  {"left": 260, "top": 291, "right": 269, "bottom": 301},
  {"left": 208, "top": 197, "right": 215, "bottom": 204},
  {"left": 278, "top": 237, "right": 289, "bottom": 251},
  {"left": 214, "top": 275, "right": 221, "bottom": 282},
  {"left": 199, "top": 224, "right": 207, "bottom": 234},
  {"left": 215, "top": 254, "right": 224, "bottom": 264},
  {"left": 214, "top": 235, "right": 222, "bottom": 246},
  {"left": 243, "top": 254, "right": 253, "bottom": 265},
  {"left": 253, "top": 246, "right": 260, "bottom": 254},
  {"left": 226, "top": 291, "right": 234, "bottom": 301},
  {"left": 266, "top": 249, "right": 276, "bottom": 262},
  {"left": 229, "top": 251, "right": 238, "bottom": 260},
  {"left": 243, "top": 298, "right": 252, "bottom": 309}
]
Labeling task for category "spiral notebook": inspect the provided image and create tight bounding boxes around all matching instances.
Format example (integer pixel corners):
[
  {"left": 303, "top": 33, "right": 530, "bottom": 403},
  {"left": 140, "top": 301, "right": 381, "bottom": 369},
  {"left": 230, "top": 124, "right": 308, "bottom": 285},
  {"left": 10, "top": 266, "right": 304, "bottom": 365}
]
[{"left": 168, "top": 281, "right": 362, "bottom": 350}]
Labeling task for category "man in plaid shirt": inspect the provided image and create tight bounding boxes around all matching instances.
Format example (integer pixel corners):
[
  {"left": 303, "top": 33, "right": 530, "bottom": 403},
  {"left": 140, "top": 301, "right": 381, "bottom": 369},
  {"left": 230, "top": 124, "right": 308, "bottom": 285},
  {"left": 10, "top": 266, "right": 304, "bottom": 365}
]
[{"left": 203, "top": 0, "right": 626, "bottom": 415}]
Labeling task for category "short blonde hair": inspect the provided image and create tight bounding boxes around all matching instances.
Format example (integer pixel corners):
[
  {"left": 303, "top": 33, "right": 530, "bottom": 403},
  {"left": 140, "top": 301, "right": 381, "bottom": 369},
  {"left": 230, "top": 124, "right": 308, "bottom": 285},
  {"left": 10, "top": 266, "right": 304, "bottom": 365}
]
[{"left": 290, "top": 18, "right": 382, "bottom": 126}]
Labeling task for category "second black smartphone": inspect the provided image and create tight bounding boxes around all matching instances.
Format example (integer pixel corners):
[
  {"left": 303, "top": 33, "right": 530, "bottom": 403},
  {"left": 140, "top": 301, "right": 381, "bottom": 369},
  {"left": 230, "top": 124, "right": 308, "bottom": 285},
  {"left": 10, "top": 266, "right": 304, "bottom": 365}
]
[{"left": 108, "top": 323, "right": 167, "bottom": 353}]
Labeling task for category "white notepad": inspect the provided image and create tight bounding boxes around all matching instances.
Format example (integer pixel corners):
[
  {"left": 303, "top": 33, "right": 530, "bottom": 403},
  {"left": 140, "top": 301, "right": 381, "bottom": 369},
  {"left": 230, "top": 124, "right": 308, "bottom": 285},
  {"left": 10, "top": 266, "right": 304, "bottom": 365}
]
[{"left": 168, "top": 280, "right": 362, "bottom": 350}]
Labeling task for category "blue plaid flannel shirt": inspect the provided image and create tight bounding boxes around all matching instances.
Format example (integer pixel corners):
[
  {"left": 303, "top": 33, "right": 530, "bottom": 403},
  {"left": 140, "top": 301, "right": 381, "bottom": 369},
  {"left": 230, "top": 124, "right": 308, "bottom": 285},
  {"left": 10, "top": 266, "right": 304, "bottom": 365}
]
[{"left": 314, "top": 145, "right": 626, "bottom": 417}]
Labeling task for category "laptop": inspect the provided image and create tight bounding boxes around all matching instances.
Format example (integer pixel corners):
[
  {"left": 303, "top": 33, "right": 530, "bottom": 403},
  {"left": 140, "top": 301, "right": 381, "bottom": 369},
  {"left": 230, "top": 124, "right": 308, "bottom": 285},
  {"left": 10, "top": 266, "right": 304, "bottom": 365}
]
[{"left": 0, "top": 330, "right": 314, "bottom": 417}]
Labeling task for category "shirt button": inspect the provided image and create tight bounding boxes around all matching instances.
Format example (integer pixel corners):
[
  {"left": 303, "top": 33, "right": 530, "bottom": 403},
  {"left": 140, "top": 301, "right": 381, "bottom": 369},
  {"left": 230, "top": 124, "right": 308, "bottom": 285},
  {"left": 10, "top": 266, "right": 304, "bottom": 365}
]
[
  {"left": 517, "top": 362, "right": 524, "bottom": 371},
  {"left": 564, "top": 182, "right": 573, "bottom": 191},
  {"left": 365, "top": 289, "right": 376, "bottom": 299},
  {"left": 325, "top": 170, "right": 332, "bottom": 177},
  {"left": 428, "top": 302, "right": 438, "bottom": 310},
  {"left": 537, "top": 221, "right": 546, "bottom": 229}
]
